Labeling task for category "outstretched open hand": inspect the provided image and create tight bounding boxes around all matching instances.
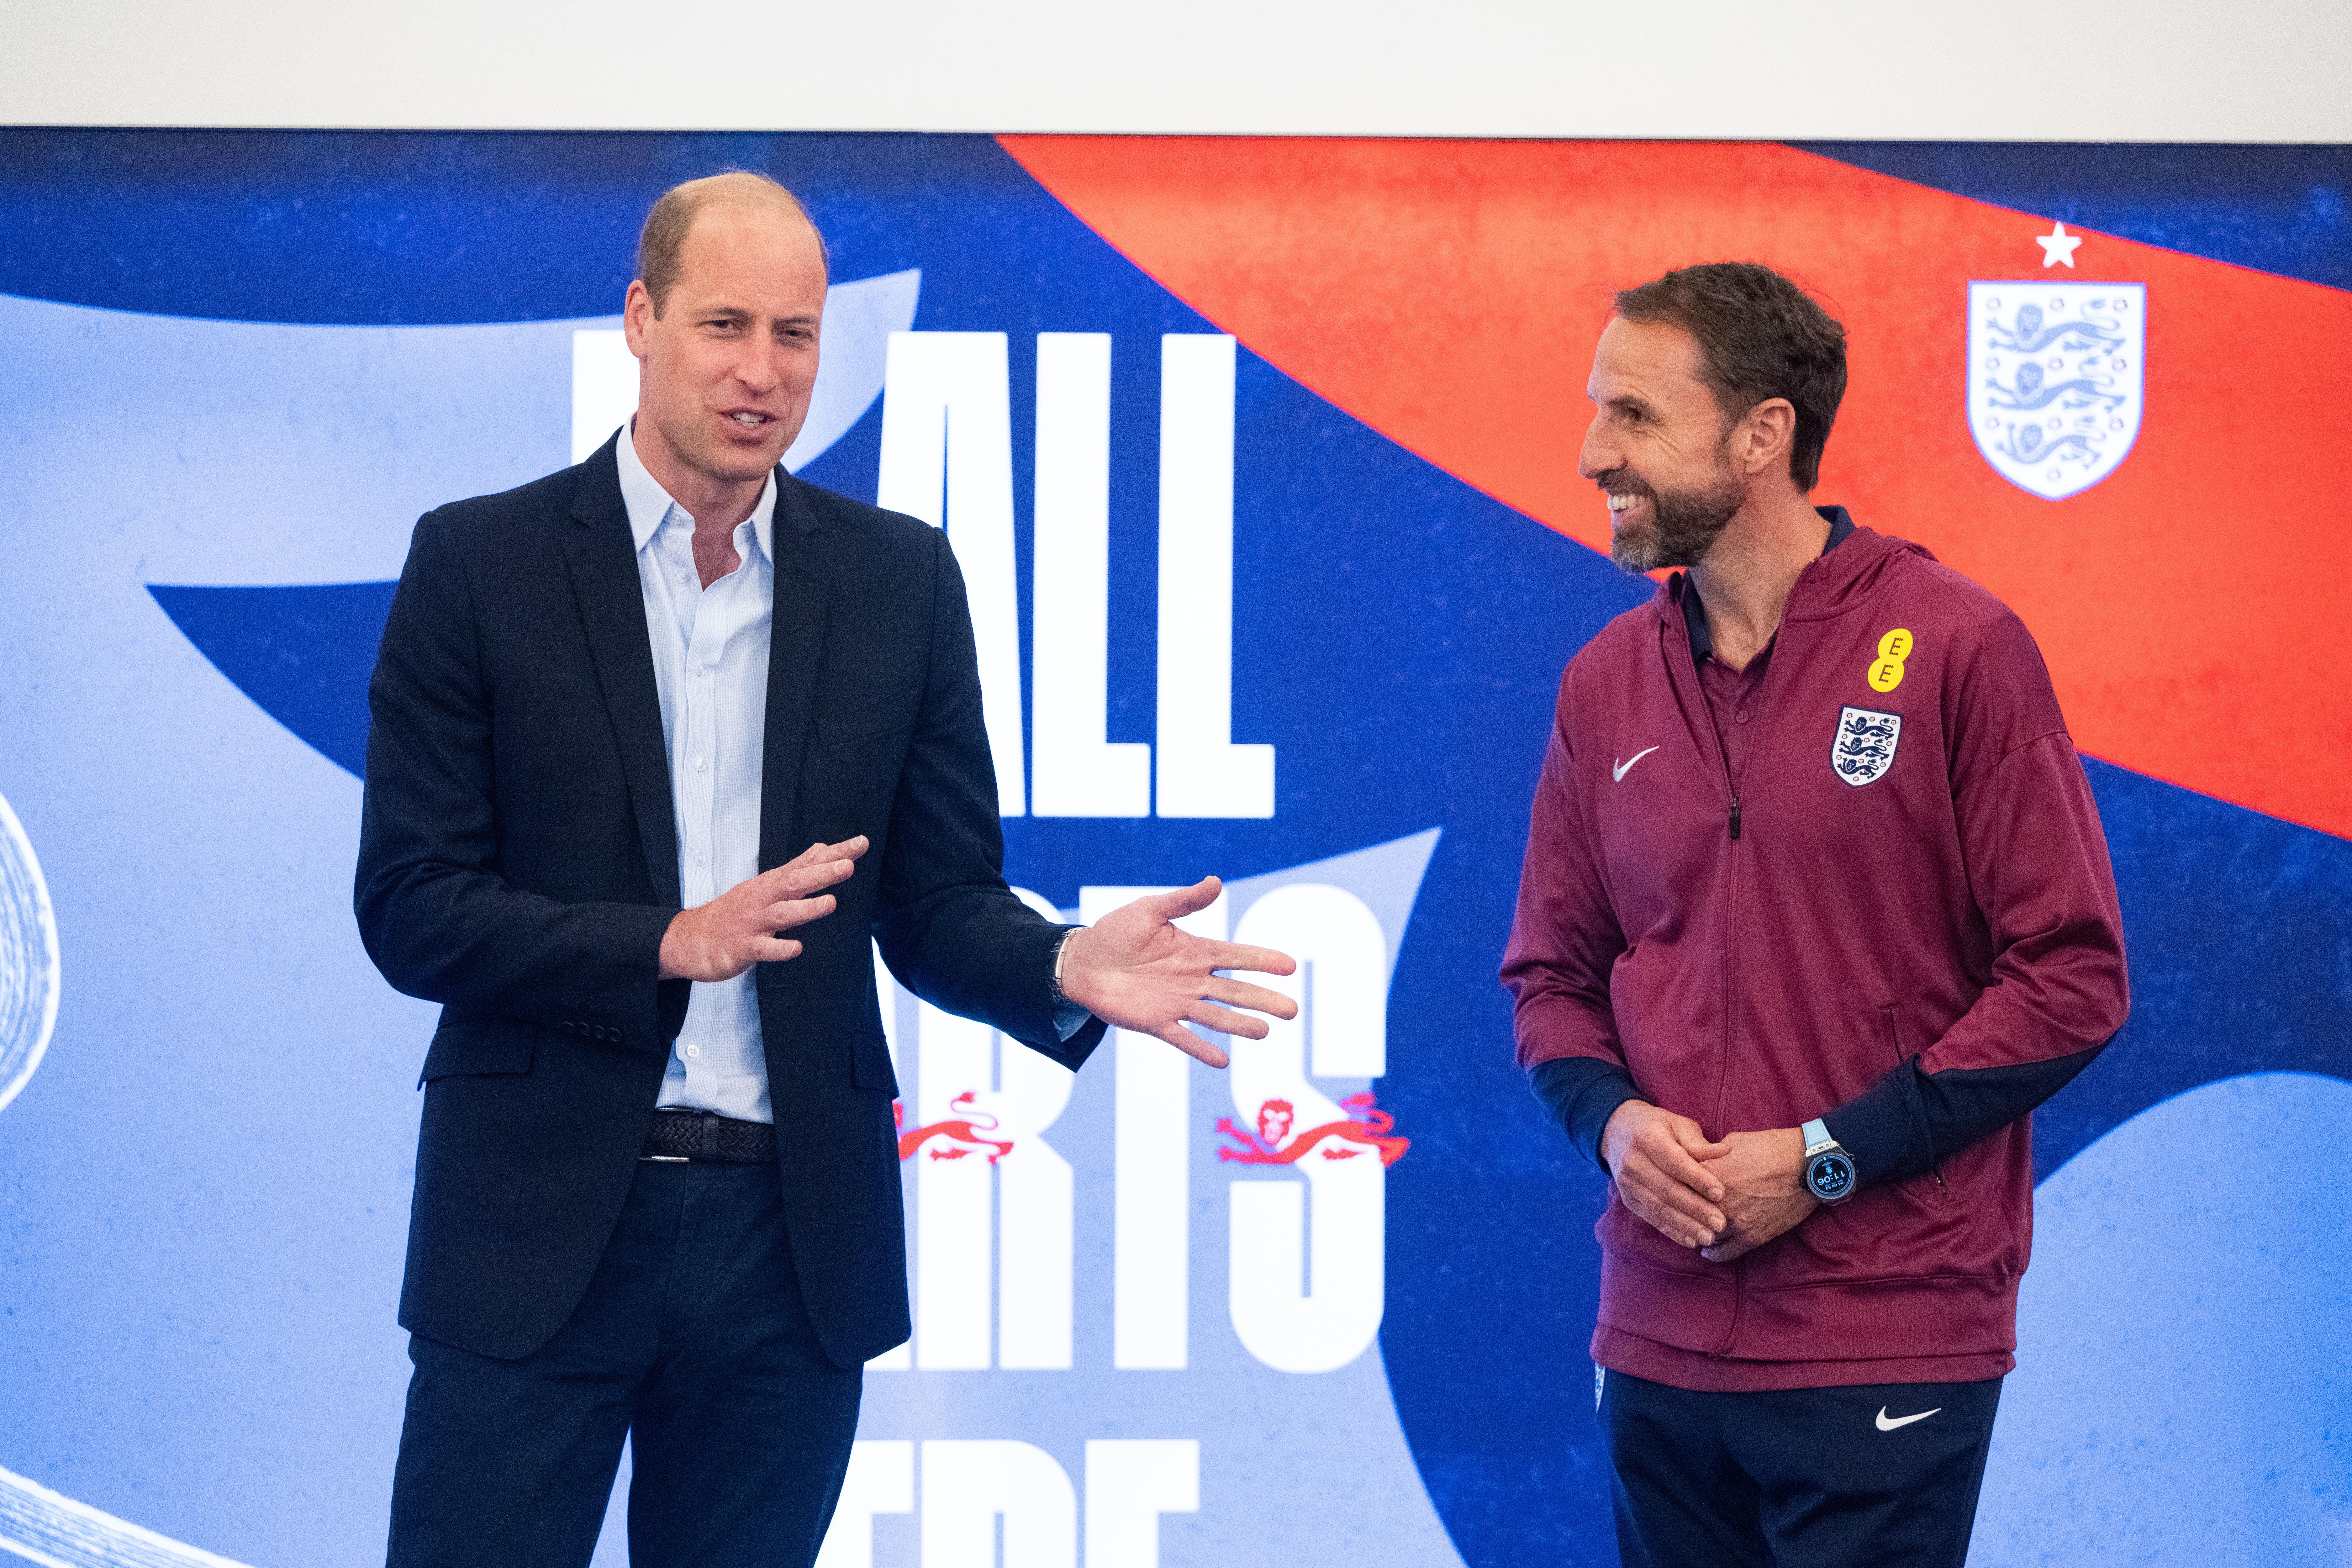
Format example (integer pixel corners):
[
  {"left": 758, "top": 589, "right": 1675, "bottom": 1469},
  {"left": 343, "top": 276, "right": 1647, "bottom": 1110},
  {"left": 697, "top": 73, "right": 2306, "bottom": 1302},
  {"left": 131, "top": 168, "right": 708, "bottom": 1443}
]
[{"left": 1058, "top": 876, "right": 1298, "bottom": 1068}]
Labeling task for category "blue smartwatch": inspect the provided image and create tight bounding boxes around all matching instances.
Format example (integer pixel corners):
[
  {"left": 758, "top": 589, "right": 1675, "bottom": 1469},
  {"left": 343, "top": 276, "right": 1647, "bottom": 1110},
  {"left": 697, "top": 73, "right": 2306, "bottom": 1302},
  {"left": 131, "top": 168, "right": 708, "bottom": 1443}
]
[{"left": 1800, "top": 1118, "right": 1856, "bottom": 1204}]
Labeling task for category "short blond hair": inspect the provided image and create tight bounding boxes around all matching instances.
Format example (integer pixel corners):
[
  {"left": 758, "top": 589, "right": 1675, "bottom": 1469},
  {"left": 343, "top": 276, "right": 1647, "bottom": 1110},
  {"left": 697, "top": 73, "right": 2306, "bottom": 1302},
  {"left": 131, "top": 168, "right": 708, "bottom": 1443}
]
[{"left": 635, "top": 171, "right": 827, "bottom": 316}]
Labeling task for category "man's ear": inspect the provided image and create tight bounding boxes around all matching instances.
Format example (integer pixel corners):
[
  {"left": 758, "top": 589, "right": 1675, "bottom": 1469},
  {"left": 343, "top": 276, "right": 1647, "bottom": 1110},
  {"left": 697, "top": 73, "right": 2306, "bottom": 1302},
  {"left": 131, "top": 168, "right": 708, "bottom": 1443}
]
[
  {"left": 621, "top": 280, "right": 655, "bottom": 358},
  {"left": 1734, "top": 398, "right": 1798, "bottom": 479}
]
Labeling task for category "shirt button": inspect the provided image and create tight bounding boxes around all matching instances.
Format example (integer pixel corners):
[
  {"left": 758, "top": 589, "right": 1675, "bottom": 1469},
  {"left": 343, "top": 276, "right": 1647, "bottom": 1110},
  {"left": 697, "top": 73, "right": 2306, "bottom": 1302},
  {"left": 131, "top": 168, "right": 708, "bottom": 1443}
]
[
  {"left": 1735, "top": 710, "right": 1750, "bottom": 724},
  {"left": 677, "top": 570, "right": 690, "bottom": 584},
  {"left": 697, "top": 664, "right": 711, "bottom": 677},
  {"left": 694, "top": 853, "right": 706, "bottom": 867},
  {"left": 685, "top": 1043, "right": 702, "bottom": 1059},
  {"left": 694, "top": 755, "right": 707, "bottom": 772}
]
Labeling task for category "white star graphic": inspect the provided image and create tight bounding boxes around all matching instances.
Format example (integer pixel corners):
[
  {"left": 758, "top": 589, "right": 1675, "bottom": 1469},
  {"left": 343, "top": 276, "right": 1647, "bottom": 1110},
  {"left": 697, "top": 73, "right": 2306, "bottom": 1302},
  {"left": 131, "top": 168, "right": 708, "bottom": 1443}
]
[{"left": 2037, "top": 220, "right": 2083, "bottom": 269}]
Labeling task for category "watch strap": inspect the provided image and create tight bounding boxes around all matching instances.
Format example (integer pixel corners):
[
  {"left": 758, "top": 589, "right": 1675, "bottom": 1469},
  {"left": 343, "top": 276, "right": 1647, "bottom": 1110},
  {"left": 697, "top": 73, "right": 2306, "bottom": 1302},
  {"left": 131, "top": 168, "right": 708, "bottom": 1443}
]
[
  {"left": 1800, "top": 1116, "right": 1855, "bottom": 1205},
  {"left": 1048, "top": 927, "right": 1076, "bottom": 1009}
]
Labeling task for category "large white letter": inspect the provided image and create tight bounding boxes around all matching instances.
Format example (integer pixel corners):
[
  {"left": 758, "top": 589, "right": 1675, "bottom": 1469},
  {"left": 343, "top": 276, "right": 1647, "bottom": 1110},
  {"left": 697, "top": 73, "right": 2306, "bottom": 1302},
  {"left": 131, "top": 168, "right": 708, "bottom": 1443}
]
[
  {"left": 877, "top": 330, "right": 1025, "bottom": 815},
  {"left": 921, "top": 1441, "right": 1076, "bottom": 1568},
  {"left": 907, "top": 889, "right": 1073, "bottom": 1371},
  {"left": 868, "top": 942, "right": 911, "bottom": 1372},
  {"left": 1226, "top": 884, "right": 1388, "bottom": 1373},
  {"left": 1156, "top": 334, "right": 1274, "bottom": 818},
  {"left": 913, "top": 999, "right": 995, "bottom": 1370},
  {"left": 1033, "top": 333, "right": 1149, "bottom": 817},
  {"left": 1084, "top": 1440, "right": 1199, "bottom": 1568},
  {"left": 1085, "top": 884, "right": 1227, "bottom": 1370},
  {"left": 812, "top": 1441, "right": 913, "bottom": 1568},
  {"left": 570, "top": 329, "right": 635, "bottom": 466},
  {"left": 996, "top": 888, "right": 1074, "bottom": 1370}
]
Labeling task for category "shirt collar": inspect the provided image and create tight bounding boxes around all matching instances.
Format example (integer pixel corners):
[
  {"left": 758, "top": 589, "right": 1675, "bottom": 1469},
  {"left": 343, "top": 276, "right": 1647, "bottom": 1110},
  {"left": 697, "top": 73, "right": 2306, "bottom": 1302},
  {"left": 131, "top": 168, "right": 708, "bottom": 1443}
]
[
  {"left": 1680, "top": 505, "right": 1855, "bottom": 663},
  {"left": 614, "top": 418, "right": 778, "bottom": 565}
]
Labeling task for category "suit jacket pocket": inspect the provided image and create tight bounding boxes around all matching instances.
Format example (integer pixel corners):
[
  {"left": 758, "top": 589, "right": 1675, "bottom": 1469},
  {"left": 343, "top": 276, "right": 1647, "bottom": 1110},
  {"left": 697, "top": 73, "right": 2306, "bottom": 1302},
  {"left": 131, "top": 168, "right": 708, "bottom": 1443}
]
[
  {"left": 850, "top": 1027, "right": 900, "bottom": 1097},
  {"left": 419, "top": 1019, "right": 538, "bottom": 1085}
]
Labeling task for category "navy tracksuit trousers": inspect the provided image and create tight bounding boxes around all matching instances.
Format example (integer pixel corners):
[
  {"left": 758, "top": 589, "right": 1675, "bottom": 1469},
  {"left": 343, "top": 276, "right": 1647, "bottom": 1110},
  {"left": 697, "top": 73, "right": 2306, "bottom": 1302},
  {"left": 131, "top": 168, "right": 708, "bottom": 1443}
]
[{"left": 1598, "top": 1368, "right": 2002, "bottom": 1567}]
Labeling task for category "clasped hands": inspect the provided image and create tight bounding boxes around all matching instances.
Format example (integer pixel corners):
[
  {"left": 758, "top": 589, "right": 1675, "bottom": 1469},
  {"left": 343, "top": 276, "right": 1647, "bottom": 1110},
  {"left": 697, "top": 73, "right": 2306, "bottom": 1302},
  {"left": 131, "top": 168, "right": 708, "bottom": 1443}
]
[
  {"left": 1600, "top": 1100, "right": 1816, "bottom": 1263},
  {"left": 659, "top": 839, "right": 1296, "bottom": 1067}
]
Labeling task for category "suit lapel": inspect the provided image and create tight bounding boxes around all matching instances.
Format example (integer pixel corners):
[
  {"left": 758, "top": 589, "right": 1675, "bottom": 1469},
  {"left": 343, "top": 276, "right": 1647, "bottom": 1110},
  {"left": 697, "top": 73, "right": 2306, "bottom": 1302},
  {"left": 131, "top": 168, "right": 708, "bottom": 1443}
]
[
  {"left": 561, "top": 436, "right": 683, "bottom": 910},
  {"left": 760, "top": 472, "right": 835, "bottom": 874}
]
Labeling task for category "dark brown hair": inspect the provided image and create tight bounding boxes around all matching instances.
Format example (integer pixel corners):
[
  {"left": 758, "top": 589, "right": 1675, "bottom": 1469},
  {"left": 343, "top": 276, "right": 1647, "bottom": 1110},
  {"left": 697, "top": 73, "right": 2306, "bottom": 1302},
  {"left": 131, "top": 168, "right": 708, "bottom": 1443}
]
[
  {"left": 1613, "top": 262, "right": 1847, "bottom": 490},
  {"left": 636, "top": 171, "right": 824, "bottom": 316}
]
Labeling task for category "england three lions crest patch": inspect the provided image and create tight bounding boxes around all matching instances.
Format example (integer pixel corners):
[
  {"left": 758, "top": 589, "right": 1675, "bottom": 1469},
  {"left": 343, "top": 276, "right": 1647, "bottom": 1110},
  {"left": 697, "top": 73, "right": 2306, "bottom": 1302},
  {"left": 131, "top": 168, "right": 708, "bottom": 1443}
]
[{"left": 1833, "top": 707, "right": 1902, "bottom": 787}]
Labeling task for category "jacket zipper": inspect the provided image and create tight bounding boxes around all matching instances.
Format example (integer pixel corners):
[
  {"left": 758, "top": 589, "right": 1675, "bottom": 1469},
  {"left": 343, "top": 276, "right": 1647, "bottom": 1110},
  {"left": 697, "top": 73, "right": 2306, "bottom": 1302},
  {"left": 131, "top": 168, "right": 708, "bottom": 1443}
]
[
  {"left": 1667, "top": 605, "right": 1751, "bottom": 1355},
  {"left": 1714, "top": 739, "right": 1743, "bottom": 1352},
  {"left": 1704, "top": 610, "right": 1805, "bottom": 1353},
  {"left": 1666, "top": 625, "right": 1743, "bottom": 1131}
]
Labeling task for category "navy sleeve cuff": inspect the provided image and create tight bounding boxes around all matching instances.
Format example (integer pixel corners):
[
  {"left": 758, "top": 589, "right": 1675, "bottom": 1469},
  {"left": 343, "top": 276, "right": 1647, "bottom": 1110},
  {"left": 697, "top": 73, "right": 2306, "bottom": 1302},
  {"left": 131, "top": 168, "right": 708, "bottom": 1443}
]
[
  {"left": 1820, "top": 1065, "right": 1930, "bottom": 1187},
  {"left": 1530, "top": 1056, "right": 1644, "bottom": 1175},
  {"left": 1822, "top": 1042, "right": 2110, "bottom": 1188}
]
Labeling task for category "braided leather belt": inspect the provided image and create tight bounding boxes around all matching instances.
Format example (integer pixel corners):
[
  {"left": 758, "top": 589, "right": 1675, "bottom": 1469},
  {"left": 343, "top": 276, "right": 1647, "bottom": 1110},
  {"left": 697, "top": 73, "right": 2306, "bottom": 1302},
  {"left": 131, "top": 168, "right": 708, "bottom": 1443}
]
[{"left": 640, "top": 1108, "right": 777, "bottom": 1164}]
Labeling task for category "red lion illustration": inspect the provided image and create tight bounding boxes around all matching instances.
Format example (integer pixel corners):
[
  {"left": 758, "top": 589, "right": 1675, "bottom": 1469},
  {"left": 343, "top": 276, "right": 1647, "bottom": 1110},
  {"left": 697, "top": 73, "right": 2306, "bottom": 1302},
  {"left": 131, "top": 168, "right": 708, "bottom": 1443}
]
[
  {"left": 892, "top": 1092, "right": 1016, "bottom": 1164},
  {"left": 1216, "top": 1091, "right": 1409, "bottom": 1167}
]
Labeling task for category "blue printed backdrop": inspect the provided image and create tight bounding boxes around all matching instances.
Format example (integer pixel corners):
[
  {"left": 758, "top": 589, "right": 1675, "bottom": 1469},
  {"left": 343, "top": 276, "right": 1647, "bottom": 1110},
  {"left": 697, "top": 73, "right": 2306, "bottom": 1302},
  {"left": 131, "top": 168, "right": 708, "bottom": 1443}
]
[{"left": 0, "top": 132, "right": 2345, "bottom": 1568}]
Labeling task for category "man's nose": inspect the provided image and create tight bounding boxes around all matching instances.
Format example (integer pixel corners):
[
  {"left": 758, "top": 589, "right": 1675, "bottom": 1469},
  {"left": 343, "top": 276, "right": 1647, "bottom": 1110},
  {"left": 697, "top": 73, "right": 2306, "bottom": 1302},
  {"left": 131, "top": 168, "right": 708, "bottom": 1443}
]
[
  {"left": 733, "top": 340, "right": 784, "bottom": 395},
  {"left": 1576, "top": 415, "right": 1616, "bottom": 481}
]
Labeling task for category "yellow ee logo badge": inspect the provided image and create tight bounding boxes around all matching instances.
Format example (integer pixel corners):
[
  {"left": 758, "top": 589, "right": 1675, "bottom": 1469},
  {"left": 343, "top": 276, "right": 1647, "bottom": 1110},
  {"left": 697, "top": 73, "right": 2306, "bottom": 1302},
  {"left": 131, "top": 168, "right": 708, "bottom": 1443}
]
[{"left": 1867, "top": 628, "right": 1913, "bottom": 694}]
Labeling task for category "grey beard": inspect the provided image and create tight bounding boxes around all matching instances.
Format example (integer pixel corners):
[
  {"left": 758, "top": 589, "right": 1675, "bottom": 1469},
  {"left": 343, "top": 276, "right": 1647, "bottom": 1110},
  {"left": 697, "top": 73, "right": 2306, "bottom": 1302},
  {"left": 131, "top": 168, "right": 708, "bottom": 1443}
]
[{"left": 1608, "top": 471, "right": 1745, "bottom": 574}]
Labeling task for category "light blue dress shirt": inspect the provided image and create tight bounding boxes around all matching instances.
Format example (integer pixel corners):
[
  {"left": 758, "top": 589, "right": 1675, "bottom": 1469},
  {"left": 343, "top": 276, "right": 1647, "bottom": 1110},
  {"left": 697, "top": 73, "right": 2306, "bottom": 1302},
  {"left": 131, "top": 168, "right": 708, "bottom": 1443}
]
[{"left": 617, "top": 423, "right": 782, "bottom": 1122}]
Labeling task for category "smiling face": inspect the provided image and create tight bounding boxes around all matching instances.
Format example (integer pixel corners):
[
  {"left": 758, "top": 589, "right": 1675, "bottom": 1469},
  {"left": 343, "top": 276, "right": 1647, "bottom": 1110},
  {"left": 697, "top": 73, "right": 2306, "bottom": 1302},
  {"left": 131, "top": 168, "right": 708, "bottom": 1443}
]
[
  {"left": 623, "top": 200, "right": 828, "bottom": 510},
  {"left": 1578, "top": 314, "right": 1748, "bottom": 573}
]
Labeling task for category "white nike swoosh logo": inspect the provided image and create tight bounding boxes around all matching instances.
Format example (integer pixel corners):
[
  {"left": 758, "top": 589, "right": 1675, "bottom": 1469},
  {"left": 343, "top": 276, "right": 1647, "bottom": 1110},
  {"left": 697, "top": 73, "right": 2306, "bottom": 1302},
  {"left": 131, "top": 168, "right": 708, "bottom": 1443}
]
[
  {"left": 1612, "top": 746, "right": 1661, "bottom": 783},
  {"left": 1876, "top": 1406, "right": 1941, "bottom": 1431}
]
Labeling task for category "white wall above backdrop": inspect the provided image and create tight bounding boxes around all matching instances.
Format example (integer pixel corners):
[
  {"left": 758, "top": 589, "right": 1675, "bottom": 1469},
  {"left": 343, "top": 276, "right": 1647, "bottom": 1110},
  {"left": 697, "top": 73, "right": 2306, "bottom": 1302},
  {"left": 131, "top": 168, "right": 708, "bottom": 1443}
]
[{"left": 3, "top": 0, "right": 2347, "bottom": 142}]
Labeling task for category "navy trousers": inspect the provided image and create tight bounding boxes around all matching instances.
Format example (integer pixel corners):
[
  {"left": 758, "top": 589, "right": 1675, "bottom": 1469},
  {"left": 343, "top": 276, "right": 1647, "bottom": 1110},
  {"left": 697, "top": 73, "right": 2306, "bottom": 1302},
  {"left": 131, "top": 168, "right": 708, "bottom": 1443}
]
[
  {"left": 1598, "top": 1367, "right": 2002, "bottom": 1568},
  {"left": 387, "top": 1159, "right": 862, "bottom": 1568}
]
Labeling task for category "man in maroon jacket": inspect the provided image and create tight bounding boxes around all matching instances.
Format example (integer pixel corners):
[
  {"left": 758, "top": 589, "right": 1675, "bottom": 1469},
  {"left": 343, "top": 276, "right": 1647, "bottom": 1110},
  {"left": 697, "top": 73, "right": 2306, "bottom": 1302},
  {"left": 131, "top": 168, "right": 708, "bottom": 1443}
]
[{"left": 1502, "top": 262, "right": 2128, "bottom": 1567}]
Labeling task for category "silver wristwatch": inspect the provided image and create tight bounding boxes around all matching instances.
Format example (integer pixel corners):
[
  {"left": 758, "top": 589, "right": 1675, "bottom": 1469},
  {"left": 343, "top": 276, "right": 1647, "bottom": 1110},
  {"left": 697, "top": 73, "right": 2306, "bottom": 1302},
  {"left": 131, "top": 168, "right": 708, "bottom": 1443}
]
[{"left": 1800, "top": 1117, "right": 1856, "bottom": 1205}]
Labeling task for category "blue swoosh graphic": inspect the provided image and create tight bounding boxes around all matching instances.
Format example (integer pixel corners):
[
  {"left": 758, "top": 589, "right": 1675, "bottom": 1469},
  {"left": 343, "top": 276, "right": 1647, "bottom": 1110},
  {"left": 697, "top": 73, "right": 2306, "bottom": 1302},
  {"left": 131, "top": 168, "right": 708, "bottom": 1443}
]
[{"left": 147, "top": 582, "right": 394, "bottom": 778}]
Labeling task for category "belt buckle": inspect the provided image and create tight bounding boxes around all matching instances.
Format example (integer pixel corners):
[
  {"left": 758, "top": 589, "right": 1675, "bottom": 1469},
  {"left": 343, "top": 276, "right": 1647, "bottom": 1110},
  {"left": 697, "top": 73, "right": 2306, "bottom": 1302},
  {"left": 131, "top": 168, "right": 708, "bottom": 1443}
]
[{"left": 642, "top": 1106, "right": 699, "bottom": 1162}]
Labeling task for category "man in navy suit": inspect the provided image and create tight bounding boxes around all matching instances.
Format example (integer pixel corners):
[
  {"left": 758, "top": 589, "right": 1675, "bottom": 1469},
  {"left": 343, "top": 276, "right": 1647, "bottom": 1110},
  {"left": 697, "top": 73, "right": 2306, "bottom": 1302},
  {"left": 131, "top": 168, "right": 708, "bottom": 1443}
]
[{"left": 355, "top": 171, "right": 1296, "bottom": 1568}]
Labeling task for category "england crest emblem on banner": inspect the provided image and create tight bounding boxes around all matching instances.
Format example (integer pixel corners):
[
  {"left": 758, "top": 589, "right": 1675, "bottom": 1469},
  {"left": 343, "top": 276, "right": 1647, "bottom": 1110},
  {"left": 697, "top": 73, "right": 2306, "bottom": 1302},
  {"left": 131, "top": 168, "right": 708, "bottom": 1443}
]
[
  {"left": 1832, "top": 706, "right": 1901, "bottom": 786},
  {"left": 1967, "top": 282, "right": 2144, "bottom": 500}
]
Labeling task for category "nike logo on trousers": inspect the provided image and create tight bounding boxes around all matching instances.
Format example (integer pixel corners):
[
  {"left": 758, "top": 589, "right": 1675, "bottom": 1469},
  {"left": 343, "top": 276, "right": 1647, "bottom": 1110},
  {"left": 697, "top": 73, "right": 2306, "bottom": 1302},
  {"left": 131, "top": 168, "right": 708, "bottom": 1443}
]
[
  {"left": 1613, "top": 747, "right": 1660, "bottom": 782},
  {"left": 1876, "top": 1407, "right": 1941, "bottom": 1431}
]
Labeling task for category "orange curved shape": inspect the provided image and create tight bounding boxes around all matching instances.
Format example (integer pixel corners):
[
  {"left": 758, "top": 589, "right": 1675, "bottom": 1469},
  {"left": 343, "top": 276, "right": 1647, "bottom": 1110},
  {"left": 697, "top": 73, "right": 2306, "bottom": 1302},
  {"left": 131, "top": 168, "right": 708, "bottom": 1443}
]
[{"left": 1002, "top": 136, "right": 2352, "bottom": 841}]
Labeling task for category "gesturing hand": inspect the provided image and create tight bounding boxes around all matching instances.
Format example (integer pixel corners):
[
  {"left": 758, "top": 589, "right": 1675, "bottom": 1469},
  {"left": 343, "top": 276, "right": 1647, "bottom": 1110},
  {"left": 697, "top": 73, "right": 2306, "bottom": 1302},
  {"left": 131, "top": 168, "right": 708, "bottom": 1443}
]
[
  {"left": 1601, "top": 1100, "right": 1733, "bottom": 1249},
  {"left": 657, "top": 837, "right": 868, "bottom": 983},
  {"left": 1058, "top": 876, "right": 1299, "bottom": 1069},
  {"left": 1696, "top": 1127, "right": 1816, "bottom": 1263}
]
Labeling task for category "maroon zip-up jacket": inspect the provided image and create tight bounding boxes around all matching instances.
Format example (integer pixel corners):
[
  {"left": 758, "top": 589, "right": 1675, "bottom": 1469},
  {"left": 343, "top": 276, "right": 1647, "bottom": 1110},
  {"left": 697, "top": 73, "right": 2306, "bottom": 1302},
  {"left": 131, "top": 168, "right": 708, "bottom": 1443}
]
[{"left": 1503, "top": 518, "right": 2128, "bottom": 1391}]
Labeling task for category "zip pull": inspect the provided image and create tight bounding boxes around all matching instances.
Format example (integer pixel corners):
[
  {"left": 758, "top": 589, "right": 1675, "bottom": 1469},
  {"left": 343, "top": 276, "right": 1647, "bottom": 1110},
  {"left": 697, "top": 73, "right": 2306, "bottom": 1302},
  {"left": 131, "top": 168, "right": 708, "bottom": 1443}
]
[{"left": 1729, "top": 795, "right": 1742, "bottom": 840}]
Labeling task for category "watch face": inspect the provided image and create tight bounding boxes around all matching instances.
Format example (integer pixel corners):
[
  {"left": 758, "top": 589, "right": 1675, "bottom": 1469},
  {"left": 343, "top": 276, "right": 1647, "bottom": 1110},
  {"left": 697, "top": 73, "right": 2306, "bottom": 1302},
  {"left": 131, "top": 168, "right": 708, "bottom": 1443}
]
[{"left": 1806, "top": 1151, "right": 1856, "bottom": 1202}]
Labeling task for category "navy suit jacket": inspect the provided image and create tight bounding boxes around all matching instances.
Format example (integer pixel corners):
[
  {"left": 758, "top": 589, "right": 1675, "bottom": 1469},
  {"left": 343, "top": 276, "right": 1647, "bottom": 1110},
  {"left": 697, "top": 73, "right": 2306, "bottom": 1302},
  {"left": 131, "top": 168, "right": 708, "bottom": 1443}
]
[{"left": 355, "top": 434, "right": 1105, "bottom": 1367}]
